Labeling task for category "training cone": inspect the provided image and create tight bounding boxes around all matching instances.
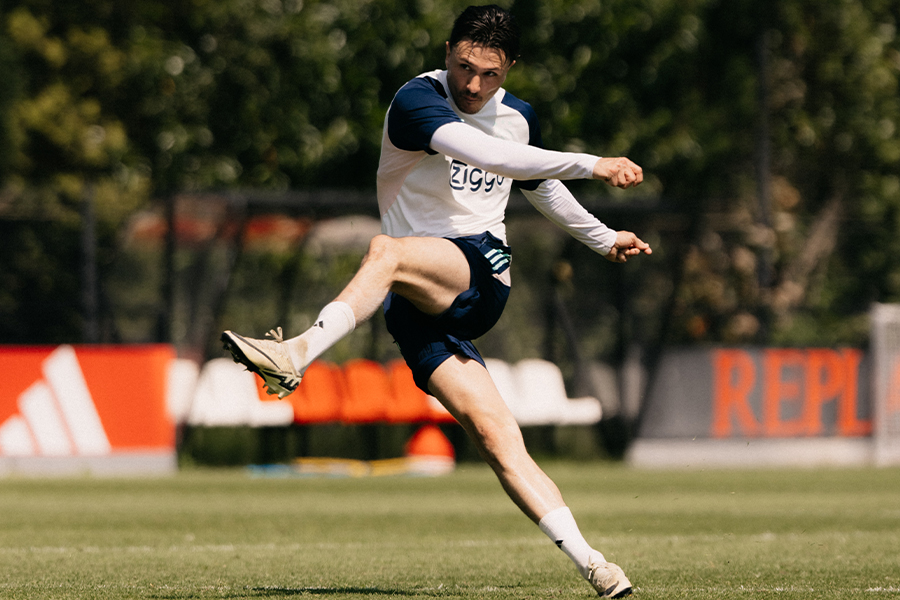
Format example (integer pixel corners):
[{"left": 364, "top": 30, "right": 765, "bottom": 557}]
[{"left": 404, "top": 424, "right": 455, "bottom": 476}]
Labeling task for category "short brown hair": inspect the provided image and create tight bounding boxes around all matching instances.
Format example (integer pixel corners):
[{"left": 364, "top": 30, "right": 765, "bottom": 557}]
[{"left": 449, "top": 5, "right": 520, "bottom": 64}]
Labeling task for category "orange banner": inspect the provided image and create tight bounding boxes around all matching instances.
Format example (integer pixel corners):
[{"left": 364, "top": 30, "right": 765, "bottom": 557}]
[{"left": 0, "top": 345, "right": 175, "bottom": 457}]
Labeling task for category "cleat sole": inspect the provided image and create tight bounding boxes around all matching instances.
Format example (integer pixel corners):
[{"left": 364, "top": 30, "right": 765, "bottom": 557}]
[{"left": 220, "top": 331, "right": 299, "bottom": 398}]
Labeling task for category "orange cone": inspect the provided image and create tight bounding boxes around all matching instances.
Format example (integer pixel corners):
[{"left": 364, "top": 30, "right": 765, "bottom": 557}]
[{"left": 404, "top": 424, "right": 455, "bottom": 475}]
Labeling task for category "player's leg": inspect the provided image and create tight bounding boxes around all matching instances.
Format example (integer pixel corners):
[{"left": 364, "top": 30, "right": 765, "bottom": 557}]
[
  {"left": 222, "top": 234, "right": 470, "bottom": 397},
  {"left": 428, "top": 354, "right": 564, "bottom": 521},
  {"left": 283, "top": 233, "right": 470, "bottom": 368},
  {"left": 334, "top": 234, "right": 471, "bottom": 321},
  {"left": 427, "top": 355, "right": 632, "bottom": 599}
]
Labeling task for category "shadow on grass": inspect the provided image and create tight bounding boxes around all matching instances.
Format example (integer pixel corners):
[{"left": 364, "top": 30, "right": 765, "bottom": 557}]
[
  {"left": 250, "top": 587, "right": 438, "bottom": 597},
  {"left": 149, "top": 586, "right": 449, "bottom": 599}
]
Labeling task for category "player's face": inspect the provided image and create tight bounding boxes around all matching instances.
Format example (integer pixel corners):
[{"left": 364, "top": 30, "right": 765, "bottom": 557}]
[{"left": 445, "top": 41, "right": 514, "bottom": 114}]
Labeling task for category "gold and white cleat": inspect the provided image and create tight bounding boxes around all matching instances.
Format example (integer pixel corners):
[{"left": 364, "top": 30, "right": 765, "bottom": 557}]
[{"left": 221, "top": 327, "right": 301, "bottom": 399}]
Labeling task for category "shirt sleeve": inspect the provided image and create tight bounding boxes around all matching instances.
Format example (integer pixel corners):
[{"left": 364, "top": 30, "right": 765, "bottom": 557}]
[
  {"left": 430, "top": 121, "right": 599, "bottom": 182},
  {"left": 520, "top": 179, "right": 617, "bottom": 255},
  {"left": 387, "top": 76, "right": 463, "bottom": 153}
]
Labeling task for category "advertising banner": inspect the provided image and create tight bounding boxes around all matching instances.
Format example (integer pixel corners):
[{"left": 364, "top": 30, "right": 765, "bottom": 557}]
[
  {"left": 639, "top": 347, "right": 871, "bottom": 440},
  {"left": 0, "top": 345, "right": 176, "bottom": 474}
]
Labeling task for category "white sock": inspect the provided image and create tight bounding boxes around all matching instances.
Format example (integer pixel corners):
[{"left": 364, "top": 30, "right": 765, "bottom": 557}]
[
  {"left": 285, "top": 301, "right": 356, "bottom": 373},
  {"left": 538, "top": 507, "right": 605, "bottom": 580}
]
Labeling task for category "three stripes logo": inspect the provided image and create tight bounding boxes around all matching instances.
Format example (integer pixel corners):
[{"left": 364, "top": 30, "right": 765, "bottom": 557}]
[
  {"left": 0, "top": 346, "right": 111, "bottom": 457},
  {"left": 484, "top": 247, "right": 510, "bottom": 274}
]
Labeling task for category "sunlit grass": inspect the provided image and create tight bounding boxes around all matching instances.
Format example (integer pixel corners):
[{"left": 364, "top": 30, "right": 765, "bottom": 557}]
[{"left": 1, "top": 462, "right": 898, "bottom": 599}]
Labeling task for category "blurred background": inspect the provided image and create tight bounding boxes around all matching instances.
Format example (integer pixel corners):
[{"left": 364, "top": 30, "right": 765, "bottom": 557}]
[{"left": 1, "top": 0, "right": 899, "bottom": 469}]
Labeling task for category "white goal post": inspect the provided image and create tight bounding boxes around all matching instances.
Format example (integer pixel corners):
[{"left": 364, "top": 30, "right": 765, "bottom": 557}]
[{"left": 871, "top": 303, "right": 900, "bottom": 466}]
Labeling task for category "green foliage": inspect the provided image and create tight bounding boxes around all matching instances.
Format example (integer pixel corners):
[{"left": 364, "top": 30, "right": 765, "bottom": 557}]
[
  {"left": 662, "top": 0, "right": 900, "bottom": 344},
  {"left": 0, "top": 30, "right": 21, "bottom": 182},
  {"left": 1, "top": 0, "right": 899, "bottom": 346},
  {"left": 0, "top": 220, "right": 84, "bottom": 342},
  {"left": 509, "top": 0, "right": 721, "bottom": 198}
]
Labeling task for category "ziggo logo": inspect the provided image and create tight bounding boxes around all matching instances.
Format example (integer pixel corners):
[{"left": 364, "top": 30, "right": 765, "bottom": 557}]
[{"left": 449, "top": 159, "right": 505, "bottom": 193}]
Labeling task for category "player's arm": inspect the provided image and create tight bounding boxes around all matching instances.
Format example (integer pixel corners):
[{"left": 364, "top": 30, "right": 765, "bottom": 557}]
[
  {"left": 430, "top": 122, "right": 643, "bottom": 188},
  {"left": 430, "top": 122, "right": 596, "bottom": 181},
  {"left": 592, "top": 157, "right": 644, "bottom": 189},
  {"left": 605, "top": 230, "right": 653, "bottom": 263},
  {"left": 521, "top": 179, "right": 652, "bottom": 263}
]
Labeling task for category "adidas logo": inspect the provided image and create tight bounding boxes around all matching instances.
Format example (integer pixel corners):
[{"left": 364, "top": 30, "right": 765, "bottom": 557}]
[
  {"left": 484, "top": 248, "right": 510, "bottom": 273},
  {"left": 0, "top": 346, "right": 111, "bottom": 457}
]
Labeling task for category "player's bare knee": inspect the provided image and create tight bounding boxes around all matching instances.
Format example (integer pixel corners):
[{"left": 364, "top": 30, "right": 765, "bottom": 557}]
[
  {"left": 362, "top": 234, "right": 401, "bottom": 271},
  {"left": 470, "top": 420, "right": 523, "bottom": 469}
]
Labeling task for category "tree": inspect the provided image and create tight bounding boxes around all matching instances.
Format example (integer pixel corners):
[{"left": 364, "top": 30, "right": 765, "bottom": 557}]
[{"left": 1, "top": 0, "right": 899, "bottom": 347}]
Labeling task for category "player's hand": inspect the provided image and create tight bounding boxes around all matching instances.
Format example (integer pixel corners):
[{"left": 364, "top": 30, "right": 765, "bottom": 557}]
[
  {"left": 604, "top": 231, "right": 652, "bottom": 263},
  {"left": 593, "top": 157, "right": 643, "bottom": 188}
]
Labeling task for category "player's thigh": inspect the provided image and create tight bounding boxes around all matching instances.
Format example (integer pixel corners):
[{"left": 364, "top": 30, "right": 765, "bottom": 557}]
[
  {"left": 387, "top": 236, "right": 471, "bottom": 316},
  {"left": 428, "top": 356, "right": 524, "bottom": 456}
]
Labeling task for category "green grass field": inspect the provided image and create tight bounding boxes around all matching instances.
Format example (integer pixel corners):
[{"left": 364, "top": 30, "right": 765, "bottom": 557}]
[{"left": 1, "top": 461, "right": 898, "bottom": 599}]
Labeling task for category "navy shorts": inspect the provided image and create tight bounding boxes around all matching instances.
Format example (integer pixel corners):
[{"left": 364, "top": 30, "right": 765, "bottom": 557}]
[{"left": 383, "top": 232, "right": 512, "bottom": 393}]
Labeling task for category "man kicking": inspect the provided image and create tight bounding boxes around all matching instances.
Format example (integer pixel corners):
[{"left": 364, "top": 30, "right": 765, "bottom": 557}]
[{"left": 223, "top": 5, "right": 650, "bottom": 597}]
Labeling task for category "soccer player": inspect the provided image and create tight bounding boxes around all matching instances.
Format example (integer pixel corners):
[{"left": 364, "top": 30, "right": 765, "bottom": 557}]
[{"left": 223, "top": 5, "right": 649, "bottom": 598}]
